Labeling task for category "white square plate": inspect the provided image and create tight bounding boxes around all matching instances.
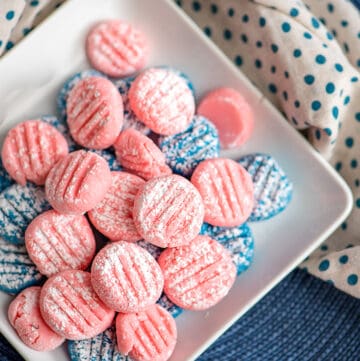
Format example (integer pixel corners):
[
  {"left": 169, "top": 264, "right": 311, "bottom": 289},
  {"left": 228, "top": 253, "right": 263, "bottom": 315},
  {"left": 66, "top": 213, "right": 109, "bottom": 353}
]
[{"left": 0, "top": 0, "right": 352, "bottom": 360}]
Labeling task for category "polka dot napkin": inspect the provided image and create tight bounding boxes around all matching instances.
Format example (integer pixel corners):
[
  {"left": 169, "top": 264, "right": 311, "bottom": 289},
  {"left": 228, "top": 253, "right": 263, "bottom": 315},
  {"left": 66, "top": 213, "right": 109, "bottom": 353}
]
[{"left": 0, "top": 0, "right": 358, "bottom": 297}]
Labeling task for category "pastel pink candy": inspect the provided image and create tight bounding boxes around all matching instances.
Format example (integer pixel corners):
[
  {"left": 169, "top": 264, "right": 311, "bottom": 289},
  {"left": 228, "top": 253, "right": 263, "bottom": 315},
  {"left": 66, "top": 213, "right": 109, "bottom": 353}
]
[
  {"left": 91, "top": 241, "right": 164, "bottom": 313},
  {"left": 1, "top": 120, "right": 68, "bottom": 186},
  {"left": 133, "top": 175, "right": 204, "bottom": 248},
  {"left": 45, "top": 150, "right": 112, "bottom": 215},
  {"left": 8, "top": 286, "right": 65, "bottom": 351},
  {"left": 66, "top": 76, "right": 123, "bottom": 149},
  {"left": 86, "top": 19, "right": 148, "bottom": 78},
  {"left": 25, "top": 210, "right": 96, "bottom": 277},
  {"left": 129, "top": 68, "right": 195, "bottom": 135},
  {"left": 116, "top": 304, "right": 177, "bottom": 361},
  {"left": 114, "top": 128, "right": 171, "bottom": 180},
  {"left": 197, "top": 87, "right": 254, "bottom": 149},
  {"left": 191, "top": 158, "right": 254, "bottom": 227},
  {"left": 88, "top": 171, "right": 145, "bottom": 242},
  {"left": 158, "top": 235, "right": 236, "bottom": 311},
  {"left": 40, "top": 270, "right": 115, "bottom": 340}
]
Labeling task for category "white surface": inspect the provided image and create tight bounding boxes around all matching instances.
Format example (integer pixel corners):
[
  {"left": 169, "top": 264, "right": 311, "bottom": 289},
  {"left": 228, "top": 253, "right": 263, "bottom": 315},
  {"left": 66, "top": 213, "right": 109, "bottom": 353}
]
[{"left": 0, "top": 0, "right": 353, "bottom": 360}]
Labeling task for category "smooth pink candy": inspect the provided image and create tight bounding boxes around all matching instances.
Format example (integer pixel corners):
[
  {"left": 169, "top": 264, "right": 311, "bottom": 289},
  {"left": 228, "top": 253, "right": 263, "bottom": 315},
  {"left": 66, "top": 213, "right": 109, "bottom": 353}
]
[
  {"left": 133, "top": 175, "right": 204, "bottom": 248},
  {"left": 91, "top": 241, "right": 164, "bottom": 313},
  {"left": 116, "top": 304, "right": 177, "bottom": 361},
  {"left": 8, "top": 286, "right": 65, "bottom": 351},
  {"left": 129, "top": 68, "right": 195, "bottom": 135},
  {"left": 158, "top": 235, "right": 236, "bottom": 311},
  {"left": 114, "top": 128, "right": 172, "bottom": 180},
  {"left": 86, "top": 19, "right": 148, "bottom": 77},
  {"left": 197, "top": 87, "right": 254, "bottom": 149},
  {"left": 40, "top": 270, "right": 115, "bottom": 340},
  {"left": 88, "top": 171, "right": 145, "bottom": 242},
  {"left": 25, "top": 210, "right": 96, "bottom": 277},
  {"left": 45, "top": 150, "right": 112, "bottom": 215},
  {"left": 191, "top": 158, "right": 254, "bottom": 227},
  {"left": 1, "top": 120, "right": 68, "bottom": 186},
  {"left": 66, "top": 76, "right": 123, "bottom": 149}
]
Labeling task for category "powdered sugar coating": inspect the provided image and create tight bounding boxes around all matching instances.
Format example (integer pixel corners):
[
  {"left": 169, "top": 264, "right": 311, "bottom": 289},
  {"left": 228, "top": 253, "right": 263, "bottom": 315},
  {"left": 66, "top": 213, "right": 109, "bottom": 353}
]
[
  {"left": 158, "top": 235, "right": 236, "bottom": 311},
  {"left": 133, "top": 175, "right": 204, "bottom": 248},
  {"left": 113, "top": 76, "right": 150, "bottom": 135},
  {"left": 116, "top": 304, "right": 177, "bottom": 361},
  {"left": 114, "top": 129, "right": 171, "bottom": 180},
  {"left": 157, "top": 66, "right": 195, "bottom": 95},
  {"left": 25, "top": 210, "right": 96, "bottom": 277},
  {"left": 45, "top": 150, "right": 112, "bottom": 215},
  {"left": 238, "top": 153, "right": 293, "bottom": 221},
  {"left": 0, "top": 238, "right": 44, "bottom": 294},
  {"left": 0, "top": 183, "right": 50, "bottom": 245},
  {"left": 128, "top": 68, "right": 195, "bottom": 135},
  {"left": 2, "top": 120, "right": 69, "bottom": 186},
  {"left": 86, "top": 20, "right": 148, "bottom": 78},
  {"left": 159, "top": 115, "right": 220, "bottom": 177},
  {"left": 91, "top": 241, "right": 164, "bottom": 313},
  {"left": 88, "top": 172, "right": 145, "bottom": 242},
  {"left": 8, "top": 286, "right": 65, "bottom": 351},
  {"left": 191, "top": 158, "right": 254, "bottom": 227},
  {"left": 40, "top": 270, "right": 115, "bottom": 340},
  {"left": 67, "top": 76, "right": 123, "bottom": 149}
]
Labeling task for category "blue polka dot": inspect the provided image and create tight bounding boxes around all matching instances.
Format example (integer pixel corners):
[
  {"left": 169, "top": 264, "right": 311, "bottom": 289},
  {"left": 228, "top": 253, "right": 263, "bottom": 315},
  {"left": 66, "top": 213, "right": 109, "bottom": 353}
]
[
  {"left": 347, "top": 274, "right": 358, "bottom": 286},
  {"left": 259, "top": 17, "right": 266, "bottom": 27},
  {"left": 290, "top": 8, "right": 299, "bottom": 17},
  {"left": 192, "top": 1, "right": 201, "bottom": 11},
  {"left": 30, "top": 0, "right": 39, "bottom": 5},
  {"left": 224, "top": 29, "right": 232, "bottom": 40},
  {"left": 328, "top": 3, "right": 334, "bottom": 12},
  {"left": 6, "top": 11, "right": 15, "bottom": 20},
  {"left": 256, "top": 41, "right": 262, "bottom": 48},
  {"left": 343, "top": 42, "right": 349, "bottom": 53},
  {"left": 356, "top": 198, "right": 360, "bottom": 207},
  {"left": 254, "top": 59, "right": 262, "bottom": 68},
  {"left": 5, "top": 41, "right": 13, "bottom": 50},
  {"left": 321, "top": 244, "right": 328, "bottom": 251},
  {"left": 345, "top": 137, "right": 354, "bottom": 148},
  {"left": 282, "top": 91, "right": 288, "bottom": 100},
  {"left": 210, "top": 4, "right": 218, "bottom": 13},
  {"left": 326, "top": 32, "right": 333, "bottom": 40},
  {"left": 294, "top": 100, "right": 300, "bottom": 108},
  {"left": 332, "top": 106, "right": 339, "bottom": 119},
  {"left": 204, "top": 27, "right": 211, "bottom": 37},
  {"left": 319, "top": 17, "right": 327, "bottom": 25},
  {"left": 341, "top": 20, "right": 348, "bottom": 27},
  {"left": 311, "top": 17, "right": 320, "bottom": 29},
  {"left": 282, "top": 22, "right": 291, "bottom": 32},
  {"left": 335, "top": 162, "right": 342, "bottom": 171},
  {"left": 341, "top": 222, "right": 347, "bottom": 230},
  {"left": 326, "top": 280, "right": 334, "bottom": 286},
  {"left": 293, "top": 49, "right": 302, "bottom": 58},
  {"left": 311, "top": 101, "right": 321, "bottom": 111},
  {"left": 326, "top": 82, "right": 335, "bottom": 94},
  {"left": 234, "top": 55, "right": 243, "bottom": 66},
  {"left": 175, "top": 0, "right": 182, "bottom": 6},
  {"left": 357, "top": 59, "right": 360, "bottom": 68},
  {"left": 291, "top": 117, "right": 298, "bottom": 125},
  {"left": 242, "top": 14, "right": 249, "bottom": 23},
  {"left": 324, "top": 128, "right": 332, "bottom": 136},
  {"left": 23, "top": 28, "right": 31, "bottom": 36},
  {"left": 346, "top": 244, "right": 354, "bottom": 249},
  {"left": 271, "top": 44, "right": 278, "bottom": 53},
  {"left": 228, "top": 8, "right": 235, "bottom": 17},
  {"left": 332, "top": 29, "right": 337, "bottom": 37},
  {"left": 355, "top": 179, "right": 360, "bottom": 187},
  {"left": 339, "top": 255, "right": 349, "bottom": 264},
  {"left": 344, "top": 96, "right": 350, "bottom": 105},
  {"left": 350, "top": 159, "right": 358, "bottom": 168},
  {"left": 268, "top": 83, "right": 277, "bottom": 93},
  {"left": 0, "top": 40, "right": 2, "bottom": 47},
  {"left": 351, "top": 76, "right": 359, "bottom": 82},
  {"left": 315, "top": 129, "right": 321, "bottom": 139},
  {"left": 355, "top": 113, "right": 360, "bottom": 122},
  {"left": 315, "top": 54, "right": 326, "bottom": 64},
  {"left": 335, "top": 63, "right": 343, "bottom": 72},
  {"left": 241, "top": 34, "right": 248, "bottom": 43},
  {"left": 304, "top": 74, "right": 315, "bottom": 85},
  {"left": 271, "top": 65, "right": 276, "bottom": 74},
  {"left": 319, "top": 259, "right": 330, "bottom": 271},
  {"left": 304, "top": 32, "right": 312, "bottom": 39}
]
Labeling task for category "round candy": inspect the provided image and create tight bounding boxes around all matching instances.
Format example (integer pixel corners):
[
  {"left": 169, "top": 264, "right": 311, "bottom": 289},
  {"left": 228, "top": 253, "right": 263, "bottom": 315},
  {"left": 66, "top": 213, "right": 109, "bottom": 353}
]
[
  {"left": 66, "top": 76, "right": 123, "bottom": 149},
  {"left": 88, "top": 172, "right": 145, "bottom": 242},
  {"left": 191, "top": 158, "right": 254, "bottom": 227},
  {"left": 159, "top": 115, "right": 220, "bottom": 177},
  {"left": 114, "top": 129, "right": 171, "bottom": 180},
  {"left": 158, "top": 235, "right": 236, "bottom": 310},
  {"left": 158, "top": 66, "right": 195, "bottom": 95},
  {"left": 91, "top": 241, "right": 164, "bottom": 313},
  {"left": 45, "top": 150, "right": 112, "bottom": 215},
  {"left": 133, "top": 175, "right": 204, "bottom": 248},
  {"left": 25, "top": 210, "right": 96, "bottom": 277},
  {"left": 40, "top": 270, "right": 115, "bottom": 340},
  {"left": 1, "top": 120, "right": 69, "bottom": 186},
  {"left": 8, "top": 286, "right": 65, "bottom": 351},
  {"left": 86, "top": 20, "right": 148, "bottom": 77},
  {"left": 237, "top": 153, "right": 293, "bottom": 221},
  {"left": 129, "top": 68, "right": 195, "bottom": 135},
  {"left": 116, "top": 304, "right": 177, "bottom": 361},
  {"left": 197, "top": 87, "right": 254, "bottom": 149}
]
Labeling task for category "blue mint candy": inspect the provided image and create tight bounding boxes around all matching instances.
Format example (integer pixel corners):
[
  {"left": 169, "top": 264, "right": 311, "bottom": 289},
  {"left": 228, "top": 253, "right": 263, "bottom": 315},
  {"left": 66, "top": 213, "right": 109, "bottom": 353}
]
[
  {"left": 113, "top": 76, "right": 150, "bottom": 135},
  {"left": 200, "top": 223, "right": 254, "bottom": 275},
  {"left": 57, "top": 69, "right": 106, "bottom": 119},
  {"left": 90, "top": 149, "right": 122, "bottom": 171},
  {"left": 159, "top": 115, "right": 220, "bottom": 177},
  {"left": 0, "top": 159, "right": 14, "bottom": 192},
  {"left": 158, "top": 66, "right": 195, "bottom": 95},
  {"left": 0, "top": 183, "right": 50, "bottom": 245},
  {"left": 0, "top": 237, "right": 44, "bottom": 294},
  {"left": 68, "top": 325, "right": 129, "bottom": 361},
  {"left": 238, "top": 153, "right": 293, "bottom": 221}
]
